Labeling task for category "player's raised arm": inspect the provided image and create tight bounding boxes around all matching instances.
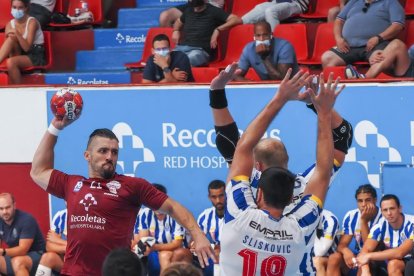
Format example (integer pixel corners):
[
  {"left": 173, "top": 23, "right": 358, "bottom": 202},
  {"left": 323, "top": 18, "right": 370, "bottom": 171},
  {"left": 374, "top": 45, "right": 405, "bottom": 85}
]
[
  {"left": 31, "top": 89, "right": 82, "bottom": 190},
  {"left": 303, "top": 73, "right": 345, "bottom": 204},
  {"left": 227, "top": 69, "right": 311, "bottom": 182}
]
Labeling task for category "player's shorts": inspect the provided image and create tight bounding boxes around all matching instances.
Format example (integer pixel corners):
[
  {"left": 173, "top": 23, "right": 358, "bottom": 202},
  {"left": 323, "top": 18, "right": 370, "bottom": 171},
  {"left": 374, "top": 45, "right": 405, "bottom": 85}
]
[
  {"left": 4, "top": 250, "right": 43, "bottom": 276},
  {"left": 330, "top": 41, "right": 389, "bottom": 64},
  {"left": 401, "top": 61, "right": 414, "bottom": 78}
]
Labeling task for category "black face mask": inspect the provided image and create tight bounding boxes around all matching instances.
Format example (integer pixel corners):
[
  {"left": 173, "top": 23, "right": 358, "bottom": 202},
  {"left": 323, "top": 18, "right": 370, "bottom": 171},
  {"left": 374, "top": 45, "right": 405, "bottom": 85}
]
[{"left": 189, "top": 0, "right": 205, "bottom": 7}]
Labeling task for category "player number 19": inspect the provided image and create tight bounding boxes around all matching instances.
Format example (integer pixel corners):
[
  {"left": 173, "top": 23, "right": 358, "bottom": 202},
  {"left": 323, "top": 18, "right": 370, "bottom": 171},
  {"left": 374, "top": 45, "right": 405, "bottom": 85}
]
[{"left": 238, "top": 249, "right": 287, "bottom": 276}]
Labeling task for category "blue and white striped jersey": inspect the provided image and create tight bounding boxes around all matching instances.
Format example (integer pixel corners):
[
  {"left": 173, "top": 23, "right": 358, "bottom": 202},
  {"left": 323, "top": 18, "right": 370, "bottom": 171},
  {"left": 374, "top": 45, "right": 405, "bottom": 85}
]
[
  {"left": 342, "top": 208, "right": 382, "bottom": 253},
  {"left": 197, "top": 206, "right": 223, "bottom": 245},
  {"left": 314, "top": 209, "right": 340, "bottom": 257},
  {"left": 136, "top": 207, "right": 184, "bottom": 244},
  {"left": 220, "top": 176, "right": 322, "bottom": 276},
  {"left": 51, "top": 209, "right": 67, "bottom": 239},
  {"left": 369, "top": 214, "right": 414, "bottom": 250}
]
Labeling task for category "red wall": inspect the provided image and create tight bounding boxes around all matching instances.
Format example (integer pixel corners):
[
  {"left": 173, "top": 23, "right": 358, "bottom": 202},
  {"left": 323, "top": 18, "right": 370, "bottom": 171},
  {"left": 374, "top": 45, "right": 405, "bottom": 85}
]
[{"left": 0, "top": 164, "right": 49, "bottom": 236}]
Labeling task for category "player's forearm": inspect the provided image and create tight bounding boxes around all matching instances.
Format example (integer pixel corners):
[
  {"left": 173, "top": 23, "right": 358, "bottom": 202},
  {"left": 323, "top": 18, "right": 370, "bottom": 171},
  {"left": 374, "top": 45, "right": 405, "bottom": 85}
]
[
  {"left": 163, "top": 199, "right": 202, "bottom": 237},
  {"left": 152, "top": 240, "right": 182, "bottom": 252},
  {"left": 2, "top": 245, "right": 30, "bottom": 258},
  {"left": 360, "top": 220, "right": 370, "bottom": 242},
  {"left": 316, "top": 112, "right": 333, "bottom": 179},
  {"left": 30, "top": 131, "right": 57, "bottom": 190},
  {"left": 46, "top": 241, "right": 66, "bottom": 254},
  {"left": 337, "top": 243, "right": 354, "bottom": 256}
]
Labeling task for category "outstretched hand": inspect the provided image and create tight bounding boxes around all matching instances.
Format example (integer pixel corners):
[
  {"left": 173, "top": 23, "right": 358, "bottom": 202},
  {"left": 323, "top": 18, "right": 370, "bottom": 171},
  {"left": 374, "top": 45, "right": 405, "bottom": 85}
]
[
  {"left": 309, "top": 73, "right": 345, "bottom": 114},
  {"left": 275, "top": 69, "right": 313, "bottom": 103},
  {"left": 51, "top": 113, "right": 81, "bottom": 130},
  {"left": 210, "top": 62, "right": 241, "bottom": 90}
]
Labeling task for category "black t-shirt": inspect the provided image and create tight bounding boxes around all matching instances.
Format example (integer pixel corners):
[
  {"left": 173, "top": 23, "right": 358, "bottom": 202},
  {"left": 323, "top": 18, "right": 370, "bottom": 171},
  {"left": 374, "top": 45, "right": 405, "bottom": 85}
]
[
  {"left": 143, "top": 50, "right": 195, "bottom": 82},
  {"left": 0, "top": 209, "right": 45, "bottom": 252},
  {"left": 180, "top": 4, "right": 229, "bottom": 54}
]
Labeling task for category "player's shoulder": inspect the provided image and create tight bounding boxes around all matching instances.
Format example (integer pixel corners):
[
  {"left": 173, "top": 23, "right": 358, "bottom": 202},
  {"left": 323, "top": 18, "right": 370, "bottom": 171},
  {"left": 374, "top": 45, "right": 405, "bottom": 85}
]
[
  {"left": 199, "top": 206, "right": 215, "bottom": 217},
  {"left": 344, "top": 208, "right": 359, "bottom": 218},
  {"left": 114, "top": 174, "right": 152, "bottom": 186}
]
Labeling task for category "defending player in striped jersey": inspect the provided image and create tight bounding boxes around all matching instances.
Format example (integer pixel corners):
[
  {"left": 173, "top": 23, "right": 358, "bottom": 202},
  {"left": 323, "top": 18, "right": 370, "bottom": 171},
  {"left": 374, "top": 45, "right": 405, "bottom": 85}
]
[
  {"left": 209, "top": 64, "right": 353, "bottom": 274},
  {"left": 313, "top": 209, "right": 340, "bottom": 276},
  {"left": 357, "top": 194, "right": 414, "bottom": 276},
  {"left": 35, "top": 208, "right": 67, "bottom": 276},
  {"left": 134, "top": 184, "right": 186, "bottom": 275},
  {"left": 327, "top": 184, "right": 383, "bottom": 276},
  {"left": 214, "top": 63, "right": 344, "bottom": 275}
]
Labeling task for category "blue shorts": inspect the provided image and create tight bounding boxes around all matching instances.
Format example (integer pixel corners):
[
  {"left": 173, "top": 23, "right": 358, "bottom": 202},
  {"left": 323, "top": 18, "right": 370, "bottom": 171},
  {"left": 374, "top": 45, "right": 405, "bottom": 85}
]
[{"left": 4, "top": 251, "right": 43, "bottom": 276}]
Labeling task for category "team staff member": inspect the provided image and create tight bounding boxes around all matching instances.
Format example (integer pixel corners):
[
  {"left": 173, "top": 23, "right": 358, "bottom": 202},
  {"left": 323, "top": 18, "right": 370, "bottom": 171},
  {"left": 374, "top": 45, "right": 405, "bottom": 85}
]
[{"left": 30, "top": 118, "right": 215, "bottom": 276}]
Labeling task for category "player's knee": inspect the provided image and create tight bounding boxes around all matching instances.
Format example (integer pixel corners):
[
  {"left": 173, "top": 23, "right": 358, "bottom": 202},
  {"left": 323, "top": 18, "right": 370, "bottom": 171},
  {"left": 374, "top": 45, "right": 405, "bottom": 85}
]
[
  {"left": 387, "top": 259, "right": 404, "bottom": 274},
  {"left": 40, "top": 252, "right": 58, "bottom": 266},
  {"left": 11, "top": 256, "right": 30, "bottom": 272},
  {"left": 172, "top": 248, "right": 192, "bottom": 263},
  {"left": 328, "top": 252, "right": 342, "bottom": 265},
  {"left": 159, "top": 250, "right": 173, "bottom": 261},
  {"left": 313, "top": 256, "right": 327, "bottom": 270}
]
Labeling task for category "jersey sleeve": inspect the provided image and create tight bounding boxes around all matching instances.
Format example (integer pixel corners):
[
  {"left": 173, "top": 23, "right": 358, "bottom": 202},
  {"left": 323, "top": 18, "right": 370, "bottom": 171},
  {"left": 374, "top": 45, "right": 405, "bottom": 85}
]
[
  {"left": 197, "top": 211, "right": 207, "bottom": 234},
  {"left": 341, "top": 210, "right": 354, "bottom": 235},
  {"left": 224, "top": 176, "right": 257, "bottom": 223},
  {"left": 47, "top": 170, "right": 81, "bottom": 199},
  {"left": 287, "top": 195, "right": 322, "bottom": 235},
  {"left": 137, "top": 208, "right": 150, "bottom": 231},
  {"left": 134, "top": 178, "right": 168, "bottom": 211},
  {"left": 172, "top": 220, "right": 185, "bottom": 240},
  {"left": 367, "top": 222, "right": 383, "bottom": 241},
  {"left": 323, "top": 212, "right": 340, "bottom": 239}
]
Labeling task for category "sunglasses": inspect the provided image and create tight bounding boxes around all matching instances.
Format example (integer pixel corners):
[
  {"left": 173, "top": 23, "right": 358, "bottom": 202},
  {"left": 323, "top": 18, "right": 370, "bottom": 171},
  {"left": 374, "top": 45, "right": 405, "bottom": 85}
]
[{"left": 362, "top": 2, "right": 371, "bottom": 13}]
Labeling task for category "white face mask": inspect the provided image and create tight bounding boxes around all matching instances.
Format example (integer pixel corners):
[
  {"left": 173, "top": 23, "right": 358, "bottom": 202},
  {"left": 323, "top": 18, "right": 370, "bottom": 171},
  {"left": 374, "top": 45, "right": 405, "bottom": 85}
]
[
  {"left": 254, "top": 38, "right": 271, "bottom": 47},
  {"left": 154, "top": 49, "right": 170, "bottom": 57},
  {"left": 11, "top": 8, "right": 25, "bottom": 20}
]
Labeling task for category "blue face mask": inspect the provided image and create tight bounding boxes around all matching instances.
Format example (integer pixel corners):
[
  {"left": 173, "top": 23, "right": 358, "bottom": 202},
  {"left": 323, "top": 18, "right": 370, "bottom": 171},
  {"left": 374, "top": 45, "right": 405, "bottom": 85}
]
[
  {"left": 154, "top": 49, "right": 170, "bottom": 57},
  {"left": 11, "top": 8, "right": 25, "bottom": 20}
]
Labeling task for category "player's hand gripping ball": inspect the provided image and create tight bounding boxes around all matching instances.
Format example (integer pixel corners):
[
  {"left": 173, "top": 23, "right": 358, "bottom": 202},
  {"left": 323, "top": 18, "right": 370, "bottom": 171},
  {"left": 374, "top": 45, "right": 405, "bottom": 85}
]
[{"left": 50, "top": 88, "right": 83, "bottom": 120}]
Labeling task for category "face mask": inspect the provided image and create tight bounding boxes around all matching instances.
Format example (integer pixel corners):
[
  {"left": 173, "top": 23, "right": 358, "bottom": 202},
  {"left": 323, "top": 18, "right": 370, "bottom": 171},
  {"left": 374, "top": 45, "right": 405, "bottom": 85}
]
[
  {"left": 255, "top": 39, "right": 271, "bottom": 47},
  {"left": 11, "top": 8, "right": 25, "bottom": 20},
  {"left": 155, "top": 49, "right": 170, "bottom": 57},
  {"left": 189, "top": 0, "right": 205, "bottom": 7}
]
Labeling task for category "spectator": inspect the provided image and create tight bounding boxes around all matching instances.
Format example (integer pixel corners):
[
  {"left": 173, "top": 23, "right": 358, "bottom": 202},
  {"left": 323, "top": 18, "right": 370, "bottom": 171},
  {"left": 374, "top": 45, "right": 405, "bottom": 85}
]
[
  {"left": 0, "top": 0, "right": 45, "bottom": 84},
  {"left": 102, "top": 248, "right": 144, "bottom": 276},
  {"left": 235, "top": 20, "right": 299, "bottom": 81},
  {"left": 135, "top": 184, "right": 187, "bottom": 275},
  {"left": 409, "top": 44, "right": 414, "bottom": 60},
  {"left": 313, "top": 209, "right": 341, "bottom": 276},
  {"left": 160, "top": 261, "right": 202, "bottom": 276},
  {"left": 35, "top": 208, "right": 67, "bottom": 276},
  {"left": 241, "top": 0, "right": 309, "bottom": 31},
  {"left": 172, "top": 0, "right": 242, "bottom": 67},
  {"left": 142, "top": 34, "right": 194, "bottom": 84},
  {"left": 327, "top": 184, "right": 383, "bottom": 276},
  {"left": 321, "top": 0, "right": 405, "bottom": 69},
  {"left": 159, "top": 0, "right": 224, "bottom": 27},
  {"left": 358, "top": 194, "right": 414, "bottom": 275},
  {"left": 0, "top": 193, "right": 46, "bottom": 276},
  {"left": 357, "top": 39, "right": 414, "bottom": 78},
  {"left": 29, "top": 0, "right": 56, "bottom": 29},
  {"left": 327, "top": 0, "right": 349, "bottom": 23}
]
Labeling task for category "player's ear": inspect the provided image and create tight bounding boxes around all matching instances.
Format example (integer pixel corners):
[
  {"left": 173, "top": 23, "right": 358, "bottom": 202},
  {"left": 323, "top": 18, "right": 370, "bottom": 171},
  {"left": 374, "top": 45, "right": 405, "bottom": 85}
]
[{"left": 84, "top": 150, "right": 90, "bottom": 161}]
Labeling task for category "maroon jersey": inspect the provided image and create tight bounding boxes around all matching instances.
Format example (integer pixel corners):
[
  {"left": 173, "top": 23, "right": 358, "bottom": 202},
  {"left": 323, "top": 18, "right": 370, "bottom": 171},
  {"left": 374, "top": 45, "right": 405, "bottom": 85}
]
[{"left": 47, "top": 170, "right": 168, "bottom": 276}]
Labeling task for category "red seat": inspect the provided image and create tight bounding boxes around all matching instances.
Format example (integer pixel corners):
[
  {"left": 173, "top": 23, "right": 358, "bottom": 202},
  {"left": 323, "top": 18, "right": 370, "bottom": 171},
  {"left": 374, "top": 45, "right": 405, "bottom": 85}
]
[
  {"left": 405, "top": 20, "right": 414, "bottom": 49},
  {"left": 301, "top": 22, "right": 335, "bottom": 65},
  {"left": 0, "top": 1, "right": 12, "bottom": 31},
  {"left": 273, "top": 23, "right": 308, "bottom": 62},
  {"left": 323, "top": 66, "right": 346, "bottom": 80},
  {"left": 192, "top": 67, "right": 220, "bottom": 82},
  {"left": 125, "top": 27, "right": 174, "bottom": 70},
  {"left": 231, "top": 0, "right": 267, "bottom": 17},
  {"left": 0, "top": 73, "right": 8, "bottom": 85},
  {"left": 300, "top": 0, "right": 338, "bottom": 19},
  {"left": 406, "top": 0, "right": 414, "bottom": 16},
  {"left": 245, "top": 68, "right": 261, "bottom": 81},
  {"left": 0, "top": 31, "right": 53, "bottom": 72},
  {"left": 209, "top": 24, "right": 254, "bottom": 69},
  {"left": 49, "top": 0, "right": 103, "bottom": 27}
]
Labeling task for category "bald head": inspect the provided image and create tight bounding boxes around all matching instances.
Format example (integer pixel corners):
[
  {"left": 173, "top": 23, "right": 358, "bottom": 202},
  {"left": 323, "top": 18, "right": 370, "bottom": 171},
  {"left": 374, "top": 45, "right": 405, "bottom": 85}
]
[
  {"left": 0, "top": 193, "right": 15, "bottom": 203},
  {"left": 253, "top": 139, "right": 288, "bottom": 169}
]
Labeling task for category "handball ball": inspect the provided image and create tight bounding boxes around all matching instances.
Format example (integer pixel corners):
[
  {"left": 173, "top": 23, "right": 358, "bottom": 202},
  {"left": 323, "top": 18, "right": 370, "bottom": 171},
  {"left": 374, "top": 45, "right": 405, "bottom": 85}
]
[{"left": 50, "top": 88, "right": 83, "bottom": 120}]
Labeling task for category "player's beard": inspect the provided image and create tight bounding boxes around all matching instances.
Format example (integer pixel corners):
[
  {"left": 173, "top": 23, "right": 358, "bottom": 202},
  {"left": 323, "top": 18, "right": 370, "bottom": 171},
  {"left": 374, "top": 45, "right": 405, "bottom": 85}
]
[{"left": 101, "top": 162, "right": 115, "bottom": 179}]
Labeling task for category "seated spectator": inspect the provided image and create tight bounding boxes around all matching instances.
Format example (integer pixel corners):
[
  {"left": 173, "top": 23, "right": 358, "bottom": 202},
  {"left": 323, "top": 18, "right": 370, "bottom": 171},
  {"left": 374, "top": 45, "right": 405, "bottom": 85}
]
[
  {"left": 35, "top": 208, "right": 67, "bottom": 276},
  {"left": 235, "top": 20, "right": 299, "bottom": 81},
  {"left": 29, "top": 0, "right": 56, "bottom": 29},
  {"left": 327, "top": 0, "right": 348, "bottom": 23},
  {"left": 327, "top": 184, "right": 383, "bottom": 275},
  {"left": 142, "top": 34, "right": 194, "bottom": 84},
  {"left": 102, "top": 248, "right": 144, "bottom": 276},
  {"left": 241, "top": 0, "right": 309, "bottom": 31},
  {"left": 160, "top": 261, "right": 202, "bottom": 276},
  {"left": 349, "top": 39, "right": 414, "bottom": 78},
  {"left": 159, "top": 0, "right": 224, "bottom": 27},
  {"left": 135, "top": 184, "right": 187, "bottom": 275},
  {"left": 0, "top": 0, "right": 45, "bottom": 84},
  {"left": 313, "top": 209, "right": 340, "bottom": 276},
  {"left": 172, "top": 0, "right": 242, "bottom": 67},
  {"left": 0, "top": 193, "right": 46, "bottom": 275},
  {"left": 357, "top": 194, "right": 414, "bottom": 275},
  {"left": 321, "top": 0, "right": 405, "bottom": 69}
]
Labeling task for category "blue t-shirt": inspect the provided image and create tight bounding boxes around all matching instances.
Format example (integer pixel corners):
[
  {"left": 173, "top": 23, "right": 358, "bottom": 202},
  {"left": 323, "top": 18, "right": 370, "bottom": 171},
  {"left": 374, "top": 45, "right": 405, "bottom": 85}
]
[
  {"left": 143, "top": 50, "right": 194, "bottom": 82},
  {"left": 0, "top": 209, "right": 45, "bottom": 252},
  {"left": 238, "top": 38, "right": 299, "bottom": 80},
  {"left": 338, "top": 0, "right": 405, "bottom": 47}
]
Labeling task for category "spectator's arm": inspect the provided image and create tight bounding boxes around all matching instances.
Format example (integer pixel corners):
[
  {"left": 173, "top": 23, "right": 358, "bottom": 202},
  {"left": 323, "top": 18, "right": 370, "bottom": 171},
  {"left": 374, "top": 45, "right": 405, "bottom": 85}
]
[
  {"left": 3, "top": 239, "right": 33, "bottom": 257},
  {"left": 14, "top": 18, "right": 37, "bottom": 52},
  {"left": 142, "top": 79, "right": 155, "bottom": 84},
  {"left": 215, "top": 14, "right": 242, "bottom": 32},
  {"left": 333, "top": 18, "right": 345, "bottom": 43},
  {"left": 263, "top": 61, "right": 291, "bottom": 80},
  {"left": 377, "top": 23, "right": 404, "bottom": 41}
]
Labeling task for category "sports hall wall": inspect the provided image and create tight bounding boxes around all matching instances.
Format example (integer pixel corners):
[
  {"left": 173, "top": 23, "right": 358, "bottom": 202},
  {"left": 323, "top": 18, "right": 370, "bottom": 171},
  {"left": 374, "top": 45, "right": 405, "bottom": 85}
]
[{"left": 1, "top": 83, "right": 413, "bottom": 233}]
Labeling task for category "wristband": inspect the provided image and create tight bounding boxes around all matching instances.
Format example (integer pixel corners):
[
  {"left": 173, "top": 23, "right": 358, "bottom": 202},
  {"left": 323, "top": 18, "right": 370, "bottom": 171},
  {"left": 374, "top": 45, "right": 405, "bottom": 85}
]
[
  {"left": 376, "top": 35, "right": 384, "bottom": 43},
  {"left": 209, "top": 89, "right": 228, "bottom": 109},
  {"left": 48, "top": 123, "right": 61, "bottom": 136}
]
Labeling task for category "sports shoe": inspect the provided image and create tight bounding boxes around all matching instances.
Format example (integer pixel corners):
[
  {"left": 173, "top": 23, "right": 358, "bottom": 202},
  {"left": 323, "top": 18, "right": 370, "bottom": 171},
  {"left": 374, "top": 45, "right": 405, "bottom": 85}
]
[{"left": 345, "top": 65, "right": 365, "bottom": 79}]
